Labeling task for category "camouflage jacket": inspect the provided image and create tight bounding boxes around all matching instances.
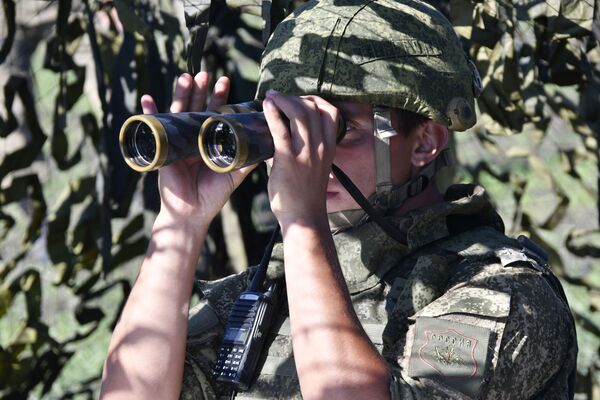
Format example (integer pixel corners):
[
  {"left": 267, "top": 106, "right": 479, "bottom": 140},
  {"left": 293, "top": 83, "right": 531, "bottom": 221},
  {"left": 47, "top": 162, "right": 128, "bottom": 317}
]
[{"left": 180, "top": 184, "right": 577, "bottom": 399}]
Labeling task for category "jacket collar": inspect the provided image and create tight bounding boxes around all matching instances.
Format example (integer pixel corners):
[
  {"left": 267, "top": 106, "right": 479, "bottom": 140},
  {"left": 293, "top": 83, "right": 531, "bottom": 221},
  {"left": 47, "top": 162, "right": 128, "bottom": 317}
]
[{"left": 266, "top": 184, "right": 504, "bottom": 294}]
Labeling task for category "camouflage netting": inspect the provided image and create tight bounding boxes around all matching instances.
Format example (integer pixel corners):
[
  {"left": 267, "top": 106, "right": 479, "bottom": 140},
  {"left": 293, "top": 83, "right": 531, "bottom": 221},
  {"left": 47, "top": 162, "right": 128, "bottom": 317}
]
[{"left": 0, "top": 0, "right": 598, "bottom": 398}]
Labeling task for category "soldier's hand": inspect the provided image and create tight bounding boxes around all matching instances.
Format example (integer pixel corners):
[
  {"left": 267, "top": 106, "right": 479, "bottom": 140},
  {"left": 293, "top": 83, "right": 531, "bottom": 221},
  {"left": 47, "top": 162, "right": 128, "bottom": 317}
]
[
  {"left": 263, "top": 90, "right": 340, "bottom": 228},
  {"left": 141, "top": 73, "right": 254, "bottom": 228}
]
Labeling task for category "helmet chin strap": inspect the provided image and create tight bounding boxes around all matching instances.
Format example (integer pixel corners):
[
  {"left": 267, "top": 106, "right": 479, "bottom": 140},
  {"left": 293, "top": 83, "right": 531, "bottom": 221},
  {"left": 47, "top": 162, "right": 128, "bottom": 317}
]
[
  {"left": 329, "top": 164, "right": 407, "bottom": 243},
  {"left": 373, "top": 106, "right": 397, "bottom": 200},
  {"left": 327, "top": 106, "right": 455, "bottom": 240}
]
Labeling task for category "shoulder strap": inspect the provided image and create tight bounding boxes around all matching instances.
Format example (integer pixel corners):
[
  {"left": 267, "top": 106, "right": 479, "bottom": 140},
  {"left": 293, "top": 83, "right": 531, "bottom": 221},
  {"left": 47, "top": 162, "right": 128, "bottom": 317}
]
[{"left": 515, "top": 235, "right": 571, "bottom": 309}]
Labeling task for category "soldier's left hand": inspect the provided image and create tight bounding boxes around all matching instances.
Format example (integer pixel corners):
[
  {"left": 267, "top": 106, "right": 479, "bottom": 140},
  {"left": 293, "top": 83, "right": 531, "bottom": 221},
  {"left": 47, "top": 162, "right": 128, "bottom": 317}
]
[{"left": 263, "top": 90, "right": 340, "bottom": 228}]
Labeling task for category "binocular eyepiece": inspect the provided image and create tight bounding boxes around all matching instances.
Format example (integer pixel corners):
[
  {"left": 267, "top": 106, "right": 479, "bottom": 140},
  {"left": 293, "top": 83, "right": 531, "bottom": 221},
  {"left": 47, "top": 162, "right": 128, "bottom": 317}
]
[{"left": 119, "top": 101, "right": 346, "bottom": 173}]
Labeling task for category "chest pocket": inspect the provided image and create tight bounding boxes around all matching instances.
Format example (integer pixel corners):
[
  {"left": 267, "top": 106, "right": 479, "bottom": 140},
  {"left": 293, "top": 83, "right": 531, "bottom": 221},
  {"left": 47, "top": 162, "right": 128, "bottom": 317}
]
[
  {"left": 233, "top": 314, "right": 299, "bottom": 400},
  {"left": 235, "top": 314, "right": 388, "bottom": 399}
]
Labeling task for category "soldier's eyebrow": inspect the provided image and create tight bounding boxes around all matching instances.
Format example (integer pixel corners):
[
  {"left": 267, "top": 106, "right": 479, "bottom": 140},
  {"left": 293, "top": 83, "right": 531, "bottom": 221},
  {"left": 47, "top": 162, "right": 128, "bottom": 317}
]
[
  {"left": 344, "top": 113, "right": 371, "bottom": 127},
  {"left": 334, "top": 102, "right": 372, "bottom": 128},
  {"left": 338, "top": 107, "right": 366, "bottom": 122}
]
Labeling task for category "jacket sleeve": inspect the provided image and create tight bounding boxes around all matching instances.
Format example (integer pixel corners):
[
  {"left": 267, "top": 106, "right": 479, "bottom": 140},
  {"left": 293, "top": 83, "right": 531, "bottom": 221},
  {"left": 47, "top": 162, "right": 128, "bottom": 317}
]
[
  {"left": 387, "top": 260, "right": 577, "bottom": 400},
  {"left": 180, "top": 271, "right": 250, "bottom": 400}
]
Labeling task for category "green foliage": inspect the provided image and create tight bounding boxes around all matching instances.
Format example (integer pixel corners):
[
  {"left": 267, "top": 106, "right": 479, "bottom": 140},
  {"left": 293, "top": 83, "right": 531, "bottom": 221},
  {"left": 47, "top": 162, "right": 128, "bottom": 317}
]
[
  {"left": 0, "top": 0, "right": 598, "bottom": 398},
  {"left": 0, "top": 0, "right": 183, "bottom": 397}
]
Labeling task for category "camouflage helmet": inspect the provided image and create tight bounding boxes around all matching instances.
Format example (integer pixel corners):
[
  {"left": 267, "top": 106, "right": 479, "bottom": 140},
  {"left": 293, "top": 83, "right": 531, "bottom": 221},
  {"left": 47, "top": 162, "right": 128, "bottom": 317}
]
[{"left": 256, "top": 0, "right": 480, "bottom": 131}]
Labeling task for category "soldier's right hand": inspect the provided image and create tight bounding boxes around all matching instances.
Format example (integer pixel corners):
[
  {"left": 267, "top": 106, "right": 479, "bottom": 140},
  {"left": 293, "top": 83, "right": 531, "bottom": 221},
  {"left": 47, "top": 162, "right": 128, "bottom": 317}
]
[{"left": 141, "top": 73, "right": 254, "bottom": 229}]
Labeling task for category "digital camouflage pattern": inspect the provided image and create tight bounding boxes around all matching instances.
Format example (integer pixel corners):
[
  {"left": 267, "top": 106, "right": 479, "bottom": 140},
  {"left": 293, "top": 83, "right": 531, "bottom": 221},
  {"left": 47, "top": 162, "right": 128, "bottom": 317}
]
[
  {"left": 0, "top": 0, "right": 598, "bottom": 398},
  {"left": 180, "top": 184, "right": 577, "bottom": 399},
  {"left": 256, "top": 0, "right": 478, "bottom": 131}
]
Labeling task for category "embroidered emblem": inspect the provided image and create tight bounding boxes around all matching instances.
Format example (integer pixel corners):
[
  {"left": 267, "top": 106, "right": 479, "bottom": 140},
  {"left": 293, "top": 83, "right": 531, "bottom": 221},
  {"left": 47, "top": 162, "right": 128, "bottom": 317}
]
[
  {"left": 435, "top": 344, "right": 463, "bottom": 366},
  {"left": 418, "top": 328, "right": 479, "bottom": 376},
  {"left": 409, "top": 317, "right": 492, "bottom": 398}
]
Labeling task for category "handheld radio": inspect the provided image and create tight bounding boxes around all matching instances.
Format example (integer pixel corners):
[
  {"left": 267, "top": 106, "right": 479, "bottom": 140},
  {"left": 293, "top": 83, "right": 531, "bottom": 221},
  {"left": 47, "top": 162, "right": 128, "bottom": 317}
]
[{"left": 213, "top": 225, "right": 281, "bottom": 391}]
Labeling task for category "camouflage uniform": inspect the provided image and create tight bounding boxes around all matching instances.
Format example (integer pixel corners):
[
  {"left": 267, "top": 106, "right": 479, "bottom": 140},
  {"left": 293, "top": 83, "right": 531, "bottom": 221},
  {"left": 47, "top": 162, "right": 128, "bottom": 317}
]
[{"left": 180, "top": 184, "right": 577, "bottom": 400}]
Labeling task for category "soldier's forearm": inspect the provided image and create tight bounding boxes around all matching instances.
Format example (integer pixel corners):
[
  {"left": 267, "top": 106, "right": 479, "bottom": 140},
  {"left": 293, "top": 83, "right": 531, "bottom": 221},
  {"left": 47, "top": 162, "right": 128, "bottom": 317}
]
[
  {"left": 100, "top": 213, "right": 208, "bottom": 400},
  {"left": 281, "top": 221, "right": 390, "bottom": 400}
]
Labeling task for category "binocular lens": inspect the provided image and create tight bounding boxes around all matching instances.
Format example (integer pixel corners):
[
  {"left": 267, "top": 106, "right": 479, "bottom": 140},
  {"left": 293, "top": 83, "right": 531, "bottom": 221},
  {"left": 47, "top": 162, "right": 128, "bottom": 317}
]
[
  {"left": 125, "top": 121, "right": 157, "bottom": 166},
  {"left": 204, "top": 121, "right": 238, "bottom": 168}
]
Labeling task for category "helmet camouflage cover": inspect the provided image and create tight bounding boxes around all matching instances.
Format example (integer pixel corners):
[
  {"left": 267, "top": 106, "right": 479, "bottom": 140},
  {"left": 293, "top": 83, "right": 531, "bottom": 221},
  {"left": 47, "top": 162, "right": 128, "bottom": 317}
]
[{"left": 256, "top": 0, "right": 480, "bottom": 131}]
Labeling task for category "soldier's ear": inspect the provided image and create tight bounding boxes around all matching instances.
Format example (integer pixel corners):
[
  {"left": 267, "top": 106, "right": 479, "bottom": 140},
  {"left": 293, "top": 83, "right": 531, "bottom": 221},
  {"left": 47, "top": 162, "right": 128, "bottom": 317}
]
[{"left": 411, "top": 121, "right": 449, "bottom": 167}]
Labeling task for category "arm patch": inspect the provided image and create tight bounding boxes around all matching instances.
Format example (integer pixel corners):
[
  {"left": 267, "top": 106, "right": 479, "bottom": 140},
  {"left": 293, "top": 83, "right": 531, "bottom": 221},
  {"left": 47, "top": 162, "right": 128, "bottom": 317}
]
[{"left": 408, "top": 317, "right": 492, "bottom": 399}]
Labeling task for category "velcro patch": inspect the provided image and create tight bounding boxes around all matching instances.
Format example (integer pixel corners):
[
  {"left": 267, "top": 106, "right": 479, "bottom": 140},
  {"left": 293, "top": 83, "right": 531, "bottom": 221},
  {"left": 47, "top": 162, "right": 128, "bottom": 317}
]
[{"left": 408, "top": 317, "right": 491, "bottom": 398}]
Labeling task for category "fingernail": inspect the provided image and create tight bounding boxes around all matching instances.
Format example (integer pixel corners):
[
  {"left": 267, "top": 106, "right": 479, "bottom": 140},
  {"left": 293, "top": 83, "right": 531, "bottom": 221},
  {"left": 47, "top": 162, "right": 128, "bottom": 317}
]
[
  {"left": 216, "top": 77, "right": 229, "bottom": 90},
  {"left": 266, "top": 89, "right": 279, "bottom": 97},
  {"left": 194, "top": 72, "right": 206, "bottom": 82}
]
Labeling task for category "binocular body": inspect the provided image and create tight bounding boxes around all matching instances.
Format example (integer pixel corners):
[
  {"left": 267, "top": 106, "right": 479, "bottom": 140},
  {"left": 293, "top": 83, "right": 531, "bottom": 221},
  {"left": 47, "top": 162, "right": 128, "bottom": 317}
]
[
  {"left": 120, "top": 112, "right": 207, "bottom": 171},
  {"left": 119, "top": 100, "right": 268, "bottom": 173},
  {"left": 119, "top": 100, "right": 344, "bottom": 173}
]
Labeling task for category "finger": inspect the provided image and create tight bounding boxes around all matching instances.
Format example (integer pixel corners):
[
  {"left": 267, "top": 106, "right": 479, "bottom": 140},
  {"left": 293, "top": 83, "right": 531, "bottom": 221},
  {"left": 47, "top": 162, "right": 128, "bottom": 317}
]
[
  {"left": 207, "top": 76, "right": 230, "bottom": 111},
  {"left": 141, "top": 94, "right": 158, "bottom": 114},
  {"left": 170, "top": 74, "right": 194, "bottom": 113},
  {"left": 305, "top": 95, "right": 340, "bottom": 150},
  {"left": 229, "top": 164, "right": 257, "bottom": 187},
  {"left": 263, "top": 96, "right": 293, "bottom": 160},
  {"left": 265, "top": 90, "right": 316, "bottom": 153},
  {"left": 190, "top": 71, "right": 209, "bottom": 112}
]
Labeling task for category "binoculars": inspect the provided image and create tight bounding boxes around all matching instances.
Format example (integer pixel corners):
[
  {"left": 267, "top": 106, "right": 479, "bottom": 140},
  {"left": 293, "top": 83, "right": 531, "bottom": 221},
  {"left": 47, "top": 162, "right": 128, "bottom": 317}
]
[{"left": 119, "top": 101, "right": 346, "bottom": 173}]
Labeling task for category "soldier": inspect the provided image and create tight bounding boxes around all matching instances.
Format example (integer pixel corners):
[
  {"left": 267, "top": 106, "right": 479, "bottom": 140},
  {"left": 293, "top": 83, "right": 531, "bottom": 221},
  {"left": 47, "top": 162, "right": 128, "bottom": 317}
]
[{"left": 101, "top": 0, "right": 577, "bottom": 399}]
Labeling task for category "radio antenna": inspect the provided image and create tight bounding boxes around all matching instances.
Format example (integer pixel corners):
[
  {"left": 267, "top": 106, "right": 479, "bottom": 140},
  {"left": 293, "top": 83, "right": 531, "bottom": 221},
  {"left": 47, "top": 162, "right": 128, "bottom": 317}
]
[{"left": 248, "top": 224, "right": 281, "bottom": 292}]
